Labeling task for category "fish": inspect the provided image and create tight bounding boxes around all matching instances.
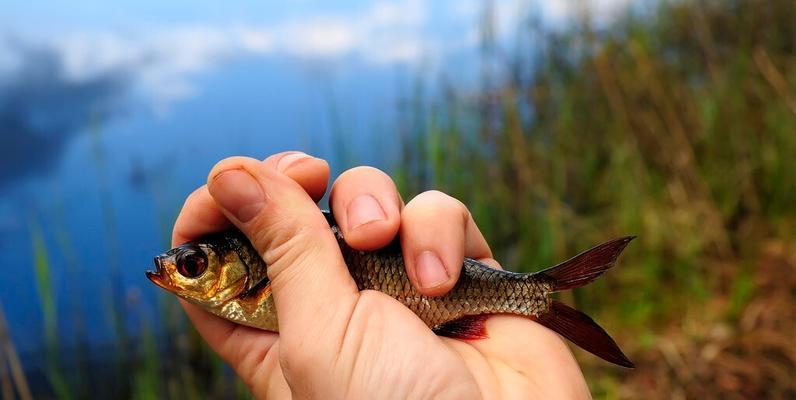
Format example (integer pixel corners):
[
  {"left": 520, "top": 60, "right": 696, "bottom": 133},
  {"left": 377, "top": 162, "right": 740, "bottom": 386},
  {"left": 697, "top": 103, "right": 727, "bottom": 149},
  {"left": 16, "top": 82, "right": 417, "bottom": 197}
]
[{"left": 147, "top": 210, "right": 635, "bottom": 368}]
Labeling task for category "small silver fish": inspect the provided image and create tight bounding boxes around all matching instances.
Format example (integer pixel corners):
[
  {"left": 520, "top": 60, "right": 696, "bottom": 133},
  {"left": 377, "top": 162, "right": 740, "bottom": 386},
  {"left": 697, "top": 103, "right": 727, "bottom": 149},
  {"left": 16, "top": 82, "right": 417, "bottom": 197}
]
[{"left": 148, "top": 210, "right": 635, "bottom": 367}]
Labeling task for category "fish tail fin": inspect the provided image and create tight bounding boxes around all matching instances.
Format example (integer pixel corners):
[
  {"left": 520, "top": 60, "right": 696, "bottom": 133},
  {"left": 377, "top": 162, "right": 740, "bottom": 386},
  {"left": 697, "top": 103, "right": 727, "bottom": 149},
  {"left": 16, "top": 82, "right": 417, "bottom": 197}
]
[
  {"left": 534, "top": 300, "right": 635, "bottom": 368},
  {"left": 537, "top": 236, "right": 635, "bottom": 292},
  {"left": 531, "top": 236, "right": 635, "bottom": 367}
]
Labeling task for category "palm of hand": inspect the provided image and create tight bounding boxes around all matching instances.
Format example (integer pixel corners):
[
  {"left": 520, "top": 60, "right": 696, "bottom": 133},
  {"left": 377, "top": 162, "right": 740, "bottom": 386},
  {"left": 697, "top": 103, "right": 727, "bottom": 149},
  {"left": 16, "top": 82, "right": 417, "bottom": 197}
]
[
  {"left": 204, "top": 288, "right": 588, "bottom": 399},
  {"left": 174, "top": 153, "right": 590, "bottom": 399}
]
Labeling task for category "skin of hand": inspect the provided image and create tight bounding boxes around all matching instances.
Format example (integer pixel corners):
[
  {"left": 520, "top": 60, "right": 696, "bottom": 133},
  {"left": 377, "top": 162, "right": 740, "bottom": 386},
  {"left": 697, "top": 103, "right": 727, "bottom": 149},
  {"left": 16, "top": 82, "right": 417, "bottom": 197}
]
[{"left": 172, "top": 151, "right": 591, "bottom": 399}]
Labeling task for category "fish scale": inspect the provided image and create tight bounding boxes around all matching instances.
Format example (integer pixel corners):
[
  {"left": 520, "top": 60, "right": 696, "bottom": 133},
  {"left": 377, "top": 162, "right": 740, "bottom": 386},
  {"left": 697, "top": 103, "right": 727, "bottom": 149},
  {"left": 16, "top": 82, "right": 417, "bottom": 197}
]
[
  {"left": 335, "top": 220, "right": 552, "bottom": 330},
  {"left": 148, "top": 209, "right": 636, "bottom": 367}
]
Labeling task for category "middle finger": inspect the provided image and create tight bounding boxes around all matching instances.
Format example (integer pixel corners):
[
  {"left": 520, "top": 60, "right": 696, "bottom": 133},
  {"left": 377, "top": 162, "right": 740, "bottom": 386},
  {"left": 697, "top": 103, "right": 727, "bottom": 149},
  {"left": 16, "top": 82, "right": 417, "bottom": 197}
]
[
  {"left": 329, "top": 166, "right": 403, "bottom": 251},
  {"left": 401, "top": 190, "right": 493, "bottom": 297}
]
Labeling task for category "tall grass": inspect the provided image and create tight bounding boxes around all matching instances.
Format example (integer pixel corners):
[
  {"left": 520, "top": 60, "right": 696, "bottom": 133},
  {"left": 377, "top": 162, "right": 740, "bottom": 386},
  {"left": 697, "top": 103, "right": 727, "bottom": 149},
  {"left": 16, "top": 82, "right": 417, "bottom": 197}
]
[
  {"left": 17, "top": 0, "right": 795, "bottom": 398},
  {"left": 30, "top": 219, "right": 72, "bottom": 399},
  {"left": 0, "top": 303, "right": 32, "bottom": 400},
  {"left": 88, "top": 117, "right": 133, "bottom": 397},
  {"left": 26, "top": 218, "right": 248, "bottom": 399},
  {"left": 18, "top": 116, "right": 250, "bottom": 399},
  {"left": 395, "top": 0, "right": 795, "bottom": 397},
  {"left": 50, "top": 191, "right": 92, "bottom": 399}
]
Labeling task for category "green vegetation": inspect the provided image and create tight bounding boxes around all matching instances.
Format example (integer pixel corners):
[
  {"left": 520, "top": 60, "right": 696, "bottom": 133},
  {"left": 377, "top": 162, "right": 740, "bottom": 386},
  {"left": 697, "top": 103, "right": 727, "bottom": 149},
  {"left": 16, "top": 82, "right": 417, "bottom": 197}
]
[
  {"left": 394, "top": 0, "right": 795, "bottom": 397},
  {"left": 30, "top": 220, "right": 71, "bottom": 400},
  {"left": 15, "top": 0, "right": 794, "bottom": 398}
]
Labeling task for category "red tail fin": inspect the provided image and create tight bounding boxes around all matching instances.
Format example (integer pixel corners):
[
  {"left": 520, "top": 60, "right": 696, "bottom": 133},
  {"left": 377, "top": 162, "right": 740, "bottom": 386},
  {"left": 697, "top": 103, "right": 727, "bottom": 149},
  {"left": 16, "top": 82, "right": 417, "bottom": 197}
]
[
  {"left": 538, "top": 236, "right": 635, "bottom": 291},
  {"left": 534, "top": 236, "right": 635, "bottom": 367},
  {"left": 536, "top": 301, "right": 634, "bottom": 368}
]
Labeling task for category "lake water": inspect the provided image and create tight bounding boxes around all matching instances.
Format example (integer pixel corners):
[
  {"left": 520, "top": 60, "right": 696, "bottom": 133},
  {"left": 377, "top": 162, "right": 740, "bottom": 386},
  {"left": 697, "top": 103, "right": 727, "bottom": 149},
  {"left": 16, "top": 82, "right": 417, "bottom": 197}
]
[{"left": 0, "top": 55, "right": 421, "bottom": 358}]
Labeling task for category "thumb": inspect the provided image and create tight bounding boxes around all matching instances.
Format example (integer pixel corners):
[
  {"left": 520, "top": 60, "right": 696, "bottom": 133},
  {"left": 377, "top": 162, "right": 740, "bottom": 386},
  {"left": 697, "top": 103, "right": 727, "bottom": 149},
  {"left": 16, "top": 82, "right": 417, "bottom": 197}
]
[{"left": 206, "top": 153, "right": 359, "bottom": 356}]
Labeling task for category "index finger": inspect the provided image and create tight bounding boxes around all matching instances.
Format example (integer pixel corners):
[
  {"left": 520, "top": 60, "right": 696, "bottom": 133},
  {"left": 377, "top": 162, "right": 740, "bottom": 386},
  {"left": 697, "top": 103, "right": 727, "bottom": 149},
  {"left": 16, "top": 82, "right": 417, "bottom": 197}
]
[
  {"left": 172, "top": 185, "right": 230, "bottom": 247},
  {"left": 329, "top": 166, "right": 403, "bottom": 251},
  {"left": 170, "top": 185, "right": 276, "bottom": 378},
  {"left": 172, "top": 155, "right": 330, "bottom": 246},
  {"left": 169, "top": 155, "right": 331, "bottom": 377}
]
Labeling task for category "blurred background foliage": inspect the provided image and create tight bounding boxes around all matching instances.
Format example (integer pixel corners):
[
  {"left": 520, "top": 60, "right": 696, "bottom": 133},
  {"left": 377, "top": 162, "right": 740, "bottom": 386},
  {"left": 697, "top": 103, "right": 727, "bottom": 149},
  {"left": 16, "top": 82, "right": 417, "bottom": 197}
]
[
  {"left": 396, "top": 0, "right": 795, "bottom": 397},
  {"left": 2, "top": 0, "right": 794, "bottom": 398}
]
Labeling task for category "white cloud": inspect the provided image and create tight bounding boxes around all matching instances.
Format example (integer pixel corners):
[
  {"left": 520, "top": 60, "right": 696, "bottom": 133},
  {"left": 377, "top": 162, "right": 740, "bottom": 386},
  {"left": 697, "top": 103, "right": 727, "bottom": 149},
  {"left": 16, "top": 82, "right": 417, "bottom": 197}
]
[
  {"left": 452, "top": 0, "right": 481, "bottom": 19},
  {"left": 232, "top": 26, "right": 275, "bottom": 53},
  {"left": 1, "top": 0, "right": 431, "bottom": 109},
  {"left": 0, "top": 39, "right": 22, "bottom": 76},
  {"left": 281, "top": 17, "right": 356, "bottom": 57},
  {"left": 365, "top": 0, "right": 426, "bottom": 28},
  {"left": 0, "top": 0, "right": 630, "bottom": 111},
  {"left": 543, "top": 0, "right": 631, "bottom": 25},
  {"left": 48, "top": 26, "right": 241, "bottom": 109},
  {"left": 364, "top": 36, "right": 425, "bottom": 64}
]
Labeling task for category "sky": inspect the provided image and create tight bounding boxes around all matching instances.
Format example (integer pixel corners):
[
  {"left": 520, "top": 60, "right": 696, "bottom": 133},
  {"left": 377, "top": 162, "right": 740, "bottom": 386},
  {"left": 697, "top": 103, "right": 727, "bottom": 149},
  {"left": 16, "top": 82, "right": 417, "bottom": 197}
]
[
  {"left": 1, "top": 0, "right": 632, "bottom": 110},
  {"left": 0, "top": 0, "right": 631, "bottom": 359},
  {"left": 3, "top": 0, "right": 493, "bottom": 110}
]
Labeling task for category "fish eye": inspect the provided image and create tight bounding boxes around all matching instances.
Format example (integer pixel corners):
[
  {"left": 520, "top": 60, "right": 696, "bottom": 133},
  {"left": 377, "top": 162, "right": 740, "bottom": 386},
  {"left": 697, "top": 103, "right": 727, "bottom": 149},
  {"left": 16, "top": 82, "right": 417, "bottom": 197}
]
[{"left": 176, "top": 248, "right": 208, "bottom": 278}]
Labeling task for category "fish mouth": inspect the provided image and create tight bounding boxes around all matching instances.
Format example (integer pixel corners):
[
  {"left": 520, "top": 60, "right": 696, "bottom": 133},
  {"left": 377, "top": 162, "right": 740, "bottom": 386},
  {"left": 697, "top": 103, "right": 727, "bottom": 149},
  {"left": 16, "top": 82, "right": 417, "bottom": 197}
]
[{"left": 146, "top": 257, "right": 168, "bottom": 290}]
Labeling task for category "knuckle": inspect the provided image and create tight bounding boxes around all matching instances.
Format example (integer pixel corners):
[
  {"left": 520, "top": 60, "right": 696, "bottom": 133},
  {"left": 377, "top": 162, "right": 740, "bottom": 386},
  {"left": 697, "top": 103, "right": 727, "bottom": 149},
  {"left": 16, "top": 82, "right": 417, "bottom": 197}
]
[
  {"left": 278, "top": 340, "right": 319, "bottom": 380},
  {"left": 334, "top": 166, "right": 391, "bottom": 189},
  {"left": 208, "top": 156, "right": 260, "bottom": 181},
  {"left": 215, "top": 156, "right": 257, "bottom": 170},
  {"left": 263, "top": 151, "right": 301, "bottom": 164},
  {"left": 180, "top": 186, "right": 205, "bottom": 211},
  {"left": 411, "top": 190, "right": 468, "bottom": 216},
  {"left": 346, "top": 165, "right": 388, "bottom": 178},
  {"left": 251, "top": 215, "right": 329, "bottom": 267},
  {"left": 415, "top": 189, "right": 447, "bottom": 201}
]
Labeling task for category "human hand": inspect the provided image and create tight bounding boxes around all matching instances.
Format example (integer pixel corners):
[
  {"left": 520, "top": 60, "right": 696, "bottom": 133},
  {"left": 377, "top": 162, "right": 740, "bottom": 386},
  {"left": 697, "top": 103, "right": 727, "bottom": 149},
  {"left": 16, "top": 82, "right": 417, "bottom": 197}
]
[{"left": 172, "top": 151, "right": 590, "bottom": 399}]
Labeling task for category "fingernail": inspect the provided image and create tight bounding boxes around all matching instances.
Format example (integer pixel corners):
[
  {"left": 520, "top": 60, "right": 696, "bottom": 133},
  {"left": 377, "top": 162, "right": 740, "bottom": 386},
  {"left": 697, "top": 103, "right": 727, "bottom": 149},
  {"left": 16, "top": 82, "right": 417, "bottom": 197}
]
[
  {"left": 415, "top": 251, "right": 449, "bottom": 289},
  {"left": 277, "top": 152, "right": 312, "bottom": 172},
  {"left": 210, "top": 169, "right": 264, "bottom": 223},
  {"left": 347, "top": 194, "right": 386, "bottom": 230}
]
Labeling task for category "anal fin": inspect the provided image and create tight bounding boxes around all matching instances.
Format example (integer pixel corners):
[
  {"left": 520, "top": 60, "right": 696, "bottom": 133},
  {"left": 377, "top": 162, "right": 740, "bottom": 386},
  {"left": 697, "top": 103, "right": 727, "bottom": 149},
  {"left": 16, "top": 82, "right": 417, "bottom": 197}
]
[{"left": 432, "top": 314, "right": 491, "bottom": 340}]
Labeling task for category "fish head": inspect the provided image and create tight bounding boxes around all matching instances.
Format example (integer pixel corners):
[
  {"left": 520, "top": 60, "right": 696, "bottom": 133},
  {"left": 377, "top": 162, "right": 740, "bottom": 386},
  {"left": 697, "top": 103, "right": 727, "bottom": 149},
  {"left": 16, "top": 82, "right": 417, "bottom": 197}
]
[{"left": 147, "top": 239, "right": 250, "bottom": 307}]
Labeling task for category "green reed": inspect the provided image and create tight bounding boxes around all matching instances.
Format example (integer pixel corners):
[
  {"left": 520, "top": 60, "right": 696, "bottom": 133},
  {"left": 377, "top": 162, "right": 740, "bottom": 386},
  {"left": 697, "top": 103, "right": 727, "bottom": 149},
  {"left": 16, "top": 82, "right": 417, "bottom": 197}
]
[
  {"left": 29, "top": 219, "right": 71, "bottom": 399},
  {"left": 19, "top": 0, "right": 794, "bottom": 398},
  {"left": 394, "top": 0, "right": 795, "bottom": 396}
]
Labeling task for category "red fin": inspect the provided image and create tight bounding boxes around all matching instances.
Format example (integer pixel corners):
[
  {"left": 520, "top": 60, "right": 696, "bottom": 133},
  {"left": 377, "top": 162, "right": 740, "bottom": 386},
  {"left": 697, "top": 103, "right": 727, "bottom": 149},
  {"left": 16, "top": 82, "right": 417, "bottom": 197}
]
[
  {"left": 535, "top": 300, "right": 634, "bottom": 368},
  {"left": 433, "top": 315, "right": 491, "bottom": 340},
  {"left": 539, "top": 236, "right": 634, "bottom": 292}
]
